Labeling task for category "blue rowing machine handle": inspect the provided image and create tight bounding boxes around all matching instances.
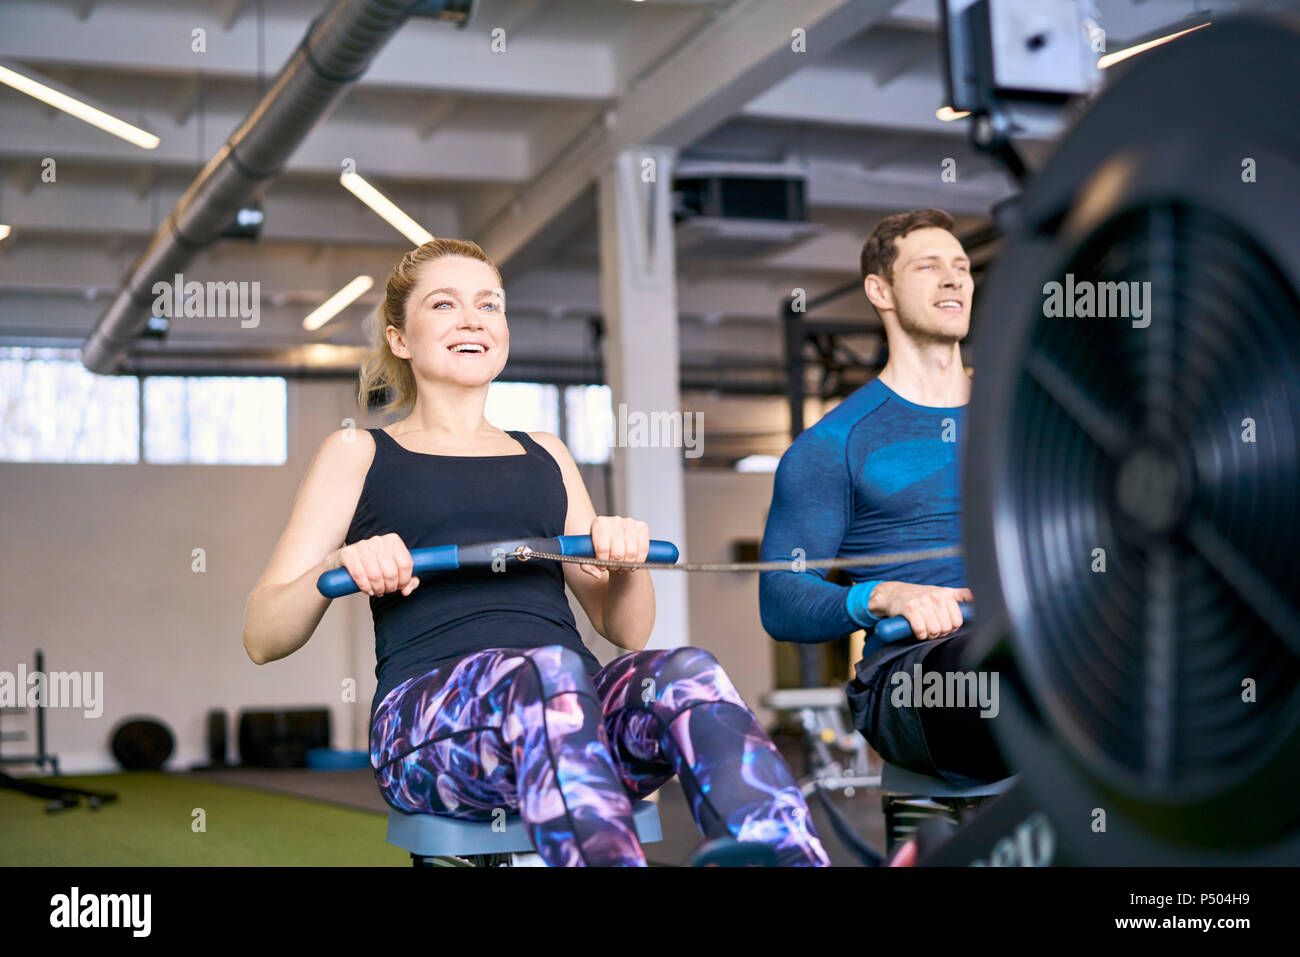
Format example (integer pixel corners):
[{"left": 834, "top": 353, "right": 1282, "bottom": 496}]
[
  {"left": 874, "top": 602, "right": 975, "bottom": 643},
  {"left": 316, "top": 544, "right": 459, "bottom": 598},
  {"left": 554, "top": 535, "right": 679, "bottom": 564},
  {"left": 317, "top": 535, "right": 680, "bottom": 598}
]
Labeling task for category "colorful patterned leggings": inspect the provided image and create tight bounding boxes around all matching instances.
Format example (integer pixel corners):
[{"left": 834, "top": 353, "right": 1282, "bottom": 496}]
[{"left": 370, "top": 644, "right": 831, "bottom": 866}]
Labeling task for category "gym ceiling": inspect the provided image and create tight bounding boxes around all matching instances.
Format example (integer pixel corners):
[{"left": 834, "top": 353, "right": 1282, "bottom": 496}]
[{"left": 0, "top": 0, "right": 1276, "bottom": 383}]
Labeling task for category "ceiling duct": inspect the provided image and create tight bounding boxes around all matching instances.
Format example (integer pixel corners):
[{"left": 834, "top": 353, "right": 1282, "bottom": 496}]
[
  {"left": 672, "top": 162, "right": 825, "bottom": 260},
  {"left": 80, "top": 0, "right": 476, "bottom": 374}
]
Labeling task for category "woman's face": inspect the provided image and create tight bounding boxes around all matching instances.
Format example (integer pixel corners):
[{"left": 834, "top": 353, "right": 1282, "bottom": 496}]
[{"left": 390, "top": 255, "right": 509, "bottom": 388}]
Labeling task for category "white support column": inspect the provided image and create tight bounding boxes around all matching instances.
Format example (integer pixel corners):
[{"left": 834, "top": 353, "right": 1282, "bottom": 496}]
[{"left": 597, "top": 145, "right": 689, "bottom": 652}]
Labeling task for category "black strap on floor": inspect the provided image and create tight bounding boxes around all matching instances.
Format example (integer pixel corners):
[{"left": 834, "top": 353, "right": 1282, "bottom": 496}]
[{"left": 0, "top": 770, "right": 118, "bottom": 813}]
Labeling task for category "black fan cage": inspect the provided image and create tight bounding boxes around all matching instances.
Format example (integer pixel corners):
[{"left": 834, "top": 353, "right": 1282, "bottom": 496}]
[{"left": 1003, "top": 200, "right": 1300, "bottom": 804}]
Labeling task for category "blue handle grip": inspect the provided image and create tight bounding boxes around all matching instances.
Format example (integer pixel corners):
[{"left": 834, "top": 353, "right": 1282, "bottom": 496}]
[
  {"left": 556, "top": 535, "right": 679, "bottom": 564},
  {"left": 875, "top": 602, "right": 975, "bottom": 643},
  {"left": 316, "top": 536, "right": 680, "bottom": 598},
  {"left": 317, "top": 544, "right": 461, "bottom": 598}
]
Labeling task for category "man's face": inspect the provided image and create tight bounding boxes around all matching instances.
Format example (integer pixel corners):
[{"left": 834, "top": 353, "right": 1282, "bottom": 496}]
[{"left": 871, "top": 227, "right": 973, "bottom": 344}]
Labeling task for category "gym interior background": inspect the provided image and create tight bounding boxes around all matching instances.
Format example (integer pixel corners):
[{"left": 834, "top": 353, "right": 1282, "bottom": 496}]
[{"left": 0, "top": 0, "right": 1295, "bottom": 868}]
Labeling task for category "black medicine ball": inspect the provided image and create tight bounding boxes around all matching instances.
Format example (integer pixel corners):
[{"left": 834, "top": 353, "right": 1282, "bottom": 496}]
[{"left": 111, "top": 718, "right": 175, "bottom": 771}]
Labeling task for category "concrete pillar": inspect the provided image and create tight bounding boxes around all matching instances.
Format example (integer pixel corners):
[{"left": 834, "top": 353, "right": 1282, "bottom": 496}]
[{"left": 597, "top": 145, "right": 690, "bottom": 651}]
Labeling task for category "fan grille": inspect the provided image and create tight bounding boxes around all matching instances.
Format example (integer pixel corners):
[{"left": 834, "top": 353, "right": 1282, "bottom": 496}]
[{"left": 1007, "top": 201, "right": 1300, "bottom": 797}]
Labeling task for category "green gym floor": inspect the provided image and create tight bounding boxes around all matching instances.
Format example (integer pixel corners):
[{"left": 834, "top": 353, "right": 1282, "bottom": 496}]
[{"left": 0, "top": 736, "right": 886, "bottom": 866}]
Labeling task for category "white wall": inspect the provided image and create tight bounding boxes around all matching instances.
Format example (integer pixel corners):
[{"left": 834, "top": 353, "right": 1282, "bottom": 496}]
[
  {"left": 682, "top": 470, "right": 779, "bottom": 723},
  {"left": 0, "top": 380, "right": 369, "bottom": 773},
  {"left": 0, "top": 379, "right": 793, "bottom": 774}
]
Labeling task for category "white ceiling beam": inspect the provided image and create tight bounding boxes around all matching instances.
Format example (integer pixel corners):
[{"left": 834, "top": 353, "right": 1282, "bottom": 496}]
[
  {"left": 0, "top": 160, "right": 1001, "bottom": 283},
  {"left": 168, "top": 76, "right": 203, "bottom": 126},
  {"left": 882, "top": 0, "right": 940, "bottom": 31},
  {"left": 867, "top": 31, "right": 938, "bottom": 86},
  {"left": 742, "top": 62, "right": 1079, "bottom": 140},
  {"left": 415, "top": 96, "right": 461, "bottom": 142},
  {"left": 0, "top": 284, "right": 798, "bottom": 365},
  {"left": 742, "top": 67, "right": 975, "bottom": 135},
  {"left": 457, "top": 184, "right": 521, "bottom": 241},
  {"left": 0, "top": 175, "right": 462, "bottom": 244},
  {"left": 7, "top": 162, "right": 38, "bottom": 195},
  {"left": 1090, "top": 0, "right": 1242, "bottom": 44},
  {"left": 859, "top": 133, "right": 932, "bottom": 171},
  {"left": 129, "top": 166, "right": 155, "bottom": 201},
  {"left": 0, "top": 233, "right": 874, "bottom": 331},
  {"left": 0, "top": 0, "right": 619, "bottom": 101},
  {"left": 502, "top": 264, "right": 842, "bottom": 324},
  {"left": 220, "top": 0, "right": 251, "bottom": 30},
  {"left": 582, "top": 0, "right": 723, "bottom": 6},
  {"left": 477, "top": 0, "right": 903, "bottom": 268},
  {"left": 0, "top": 99, "right": 532, "bottom": 182},
  {"left": 610, "top": 0, "right": 903, "bottom": 151},
  {"left": 498, "top": 0, "right": 542, "bottom": 34},
  {"left": 805, "top": 161, "right": 1014, "bottom": 214}
]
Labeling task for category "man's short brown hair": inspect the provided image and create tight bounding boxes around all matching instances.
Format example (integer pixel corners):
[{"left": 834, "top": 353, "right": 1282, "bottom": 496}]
[{"left": 859, "top": 208, "right": 956, "bottom": 284}]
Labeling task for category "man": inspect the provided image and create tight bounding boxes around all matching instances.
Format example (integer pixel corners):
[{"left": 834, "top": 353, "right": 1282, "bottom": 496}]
[{"left": 759, "top": 208, "right": 1008, "bottom": 785}]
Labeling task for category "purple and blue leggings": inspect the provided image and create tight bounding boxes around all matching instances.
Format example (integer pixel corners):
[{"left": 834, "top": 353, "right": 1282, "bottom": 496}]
[{"left": 370, "top": 644, "right": 831, "bottom": 866}]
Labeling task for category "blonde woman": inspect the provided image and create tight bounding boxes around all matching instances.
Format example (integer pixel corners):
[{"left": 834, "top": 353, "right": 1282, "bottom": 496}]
[{"left": 243, "top": 239, "right": 829, "bottom": 866}]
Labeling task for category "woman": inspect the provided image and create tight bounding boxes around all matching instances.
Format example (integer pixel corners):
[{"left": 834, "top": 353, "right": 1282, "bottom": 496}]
[{"left": 242, "top": 238, "right": 830, "bottom": 866}]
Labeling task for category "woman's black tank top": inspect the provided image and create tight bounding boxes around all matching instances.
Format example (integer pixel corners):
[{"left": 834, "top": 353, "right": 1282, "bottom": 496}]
[{"left": 345, "top": 427, "right": 602, "bottom": 721}]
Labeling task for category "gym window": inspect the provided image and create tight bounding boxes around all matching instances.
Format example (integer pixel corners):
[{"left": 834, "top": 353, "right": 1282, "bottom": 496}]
[
  {"left": 485, "top": 381, "right": 560, "bottom": 436},
  {"left": 485, "top": 381, "right": 614, "bottom": 465},
  {"left": 564, "top": 384, "right": 613, "bottom": 465},
  {"left": 0, "top": 347, "right": 139, "bottom": 463},
  {"left": 143, "top": 377, "right": 287, "bottom": 465},
  {"left": 1, "top": 348, "right": 612, "bottom": 466},
  {"left": 0, "top": 347, "right": 287, "bottom": 465}
]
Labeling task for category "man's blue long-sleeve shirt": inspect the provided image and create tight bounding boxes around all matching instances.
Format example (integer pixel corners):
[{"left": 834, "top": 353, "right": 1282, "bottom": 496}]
[{"left": 758, "top": 377, "right": 969, "bottom": 659}]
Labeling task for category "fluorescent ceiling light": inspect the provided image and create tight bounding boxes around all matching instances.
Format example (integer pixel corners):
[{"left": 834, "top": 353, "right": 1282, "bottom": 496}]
[
  {"left": 1099, "top": 22, "right": 1211, "bottom": 70},
  {"left": 303, "top": 275, "right": 374, "bottom": 331},
  {"left": 339, "top": 172, "right": 434, "bottom": 245},
  {"left": 0, "top": 62, "right": 159, "bottom": 150},
  {"left": 0, "top": 225, "right": 11, "bottom": 241}
]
